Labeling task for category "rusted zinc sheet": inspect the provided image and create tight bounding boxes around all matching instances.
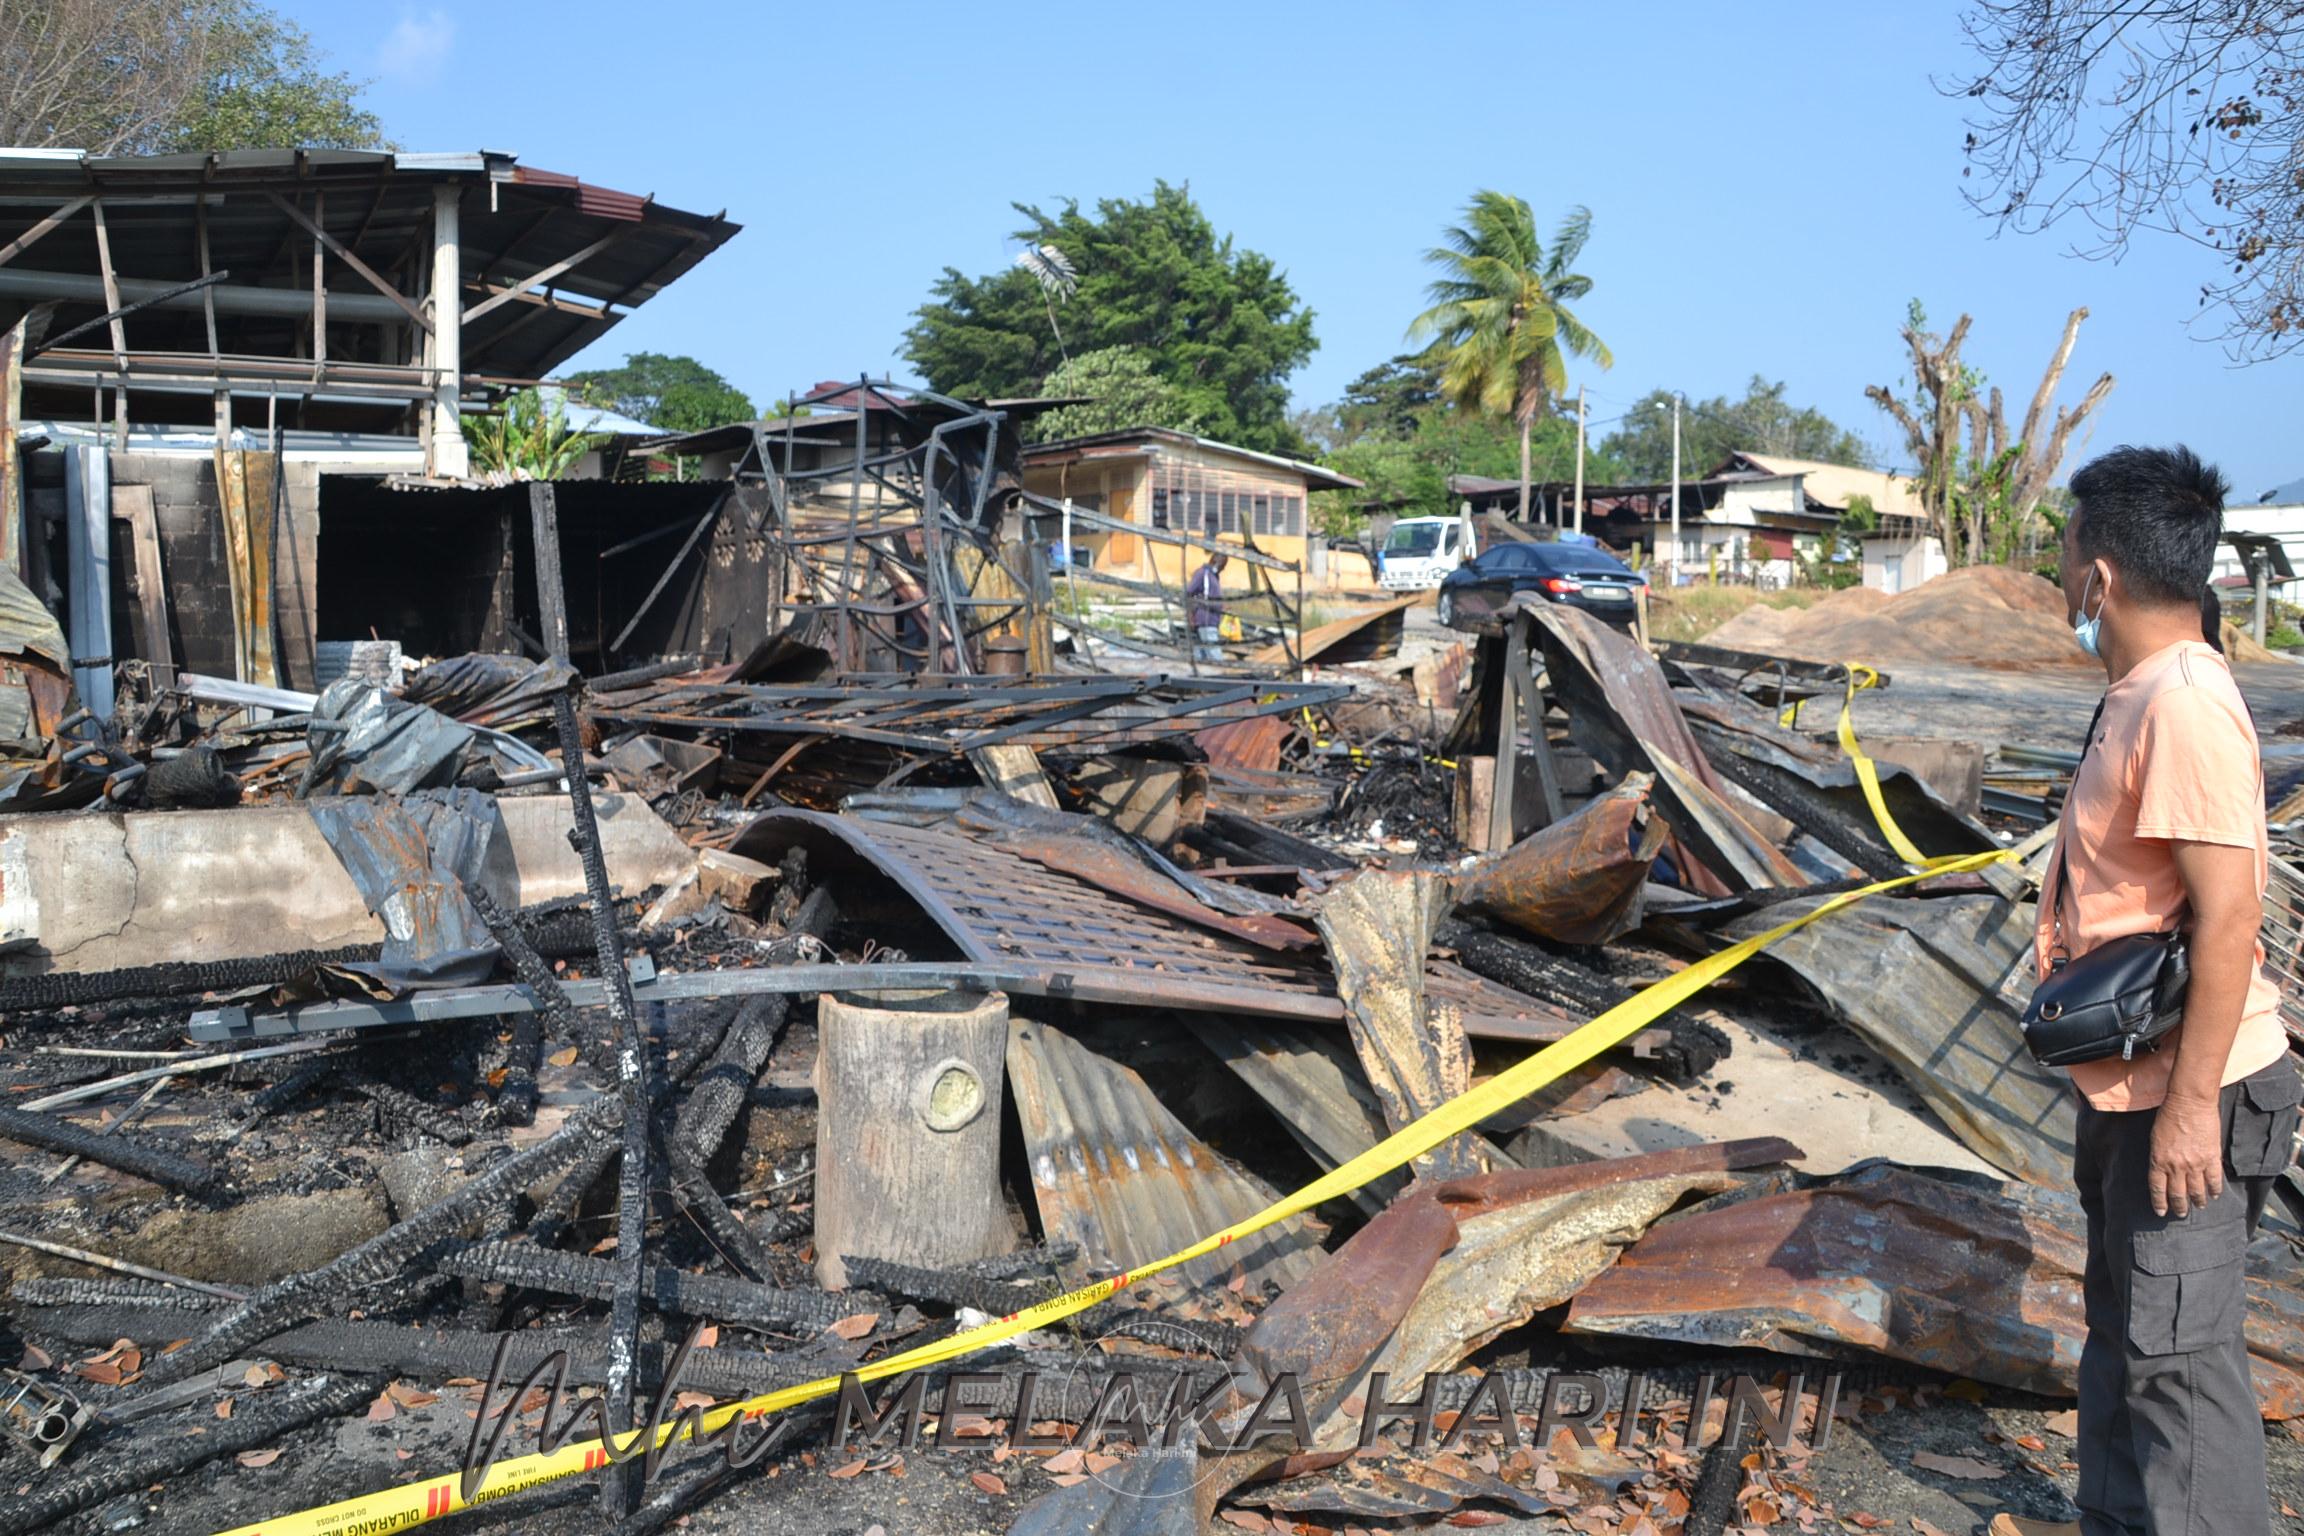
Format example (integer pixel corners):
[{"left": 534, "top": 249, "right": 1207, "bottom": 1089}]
[
  {"left": 1252, "top": 594, "right": 1420, "bottom": 667},
  {"left": 942, "top": 795, "right": 1316, "bottom": 951},
  {"left": 211, "top": 448, "right": 280, "bottom": 688},
  {"left": 736, "top": 808, "right": 1341, "bottom": 1020},
  {"left": 1004, "top": 1139, "right": 1802, "bottom": 1536},
  {"left": 1180, "top": 1015, "right": 1408, "bottom": 1217},
  {"left": 733, "top": 811, "right": 1616, "bottom": 1048},
  {"left": 1453, "top": 773, "right": 1666, "bottom": 945},
  {"left": 1194, "top": 713, "right": 1291, "bottom": 774},
  {"left": 1005, "top": 1018, "right": 1323, "bottom": 1293},
  {"left": 1680, "top": 694, "right": 1997, "bottom": 876},
  {"left": 1364, "top": 1146, "right": 1794, "bottom": 1400},
  {"left": 1514, "top": 601, "right": 1803, "bottom": 895},
  {"left": 1724, "top": 890, "right": 2075, "bottom": 1187},
  {"left": 1316, "top": 870, "right": 1488, "bottom": 1179},
  {"left": 1564, "top": 1160, "right": 2304, "bottom": 1418}
]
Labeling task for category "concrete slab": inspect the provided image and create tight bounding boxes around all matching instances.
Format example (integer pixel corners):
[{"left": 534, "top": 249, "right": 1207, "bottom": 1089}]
[
  {"left": 0, "top": 792, "right": 694, "bottom": 975},
  {"left": 1508, "top": 1011, "right": 1999, "bottom": 1179}
]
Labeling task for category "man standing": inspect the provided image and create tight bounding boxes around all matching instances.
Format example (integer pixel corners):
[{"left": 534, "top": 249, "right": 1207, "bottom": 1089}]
[
  {"left": 1995, "top": 446, "right": 2300, "bottom": 1536},
  {"left": 1187, "top": 549, "right": 1228, "bottom": 660}
]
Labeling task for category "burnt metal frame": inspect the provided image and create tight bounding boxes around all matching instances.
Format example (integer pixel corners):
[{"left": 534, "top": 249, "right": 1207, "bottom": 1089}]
[
  {"left": 721, "top": 379, "right": 1031, "bottom": 673},
  {"left": 591, "top": 672, "right": 1348, "bottom": 755},
  {"left": 1019, "top": 490, "right": 1306, "bottom": 677}
]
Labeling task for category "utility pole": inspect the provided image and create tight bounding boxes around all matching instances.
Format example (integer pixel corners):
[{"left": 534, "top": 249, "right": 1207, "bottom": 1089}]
[
  {"left": 1571, "top": 386, "right": 1586, "bottom": 536},
  {"left": 1670, "top": 393, "right": 1683, "bottom": 583}
]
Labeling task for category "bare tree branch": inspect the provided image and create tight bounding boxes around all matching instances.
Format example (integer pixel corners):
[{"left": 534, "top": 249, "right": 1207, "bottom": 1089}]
[{"left": 1953, "top": 1, "right": 2304, "bottom": 358}]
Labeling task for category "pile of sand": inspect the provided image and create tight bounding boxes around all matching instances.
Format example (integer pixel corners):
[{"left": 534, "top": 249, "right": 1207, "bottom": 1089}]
[{"left": 1705, "top": 566, "right": 2083, "bottom": 668}]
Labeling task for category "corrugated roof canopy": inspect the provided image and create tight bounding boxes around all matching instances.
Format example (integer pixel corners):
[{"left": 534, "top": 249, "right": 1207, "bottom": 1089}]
[{"left": 0, "top": 148, "right": 739, "bottom": 394}]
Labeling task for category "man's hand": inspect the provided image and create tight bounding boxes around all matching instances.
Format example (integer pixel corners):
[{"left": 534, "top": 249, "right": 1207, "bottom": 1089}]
[{"left": 2149, "top": 1091, "right": 2225, "bottom": 1218}]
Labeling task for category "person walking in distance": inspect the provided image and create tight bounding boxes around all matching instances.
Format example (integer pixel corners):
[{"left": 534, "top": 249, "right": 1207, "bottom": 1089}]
[
  {"left": 1187, "top": 548, "right": 1228, "bottom": 660},
  {"left": 1994, "top": 446, "right": 2301, "bottom": 1536}
]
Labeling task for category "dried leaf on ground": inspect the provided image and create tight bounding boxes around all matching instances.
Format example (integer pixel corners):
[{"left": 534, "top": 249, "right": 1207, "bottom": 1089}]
[
  {"left": 828, "top": 1458, "right": 867, "bottom": 1480},
  {"left": 236, "top": 1448, "right": 283, "bottom": 1468},
  {"left": 17, "top": 1345, "right": 51, "bottom": 1371},
  {"left": 826, "top": 1313, "right": 878, "bottom": 1340},
  {"left": 2042, "top": 1409, "right": 2079, "bottom": 1437},
  {"left": 970, "top": 1472, "right": 1007, "bottom": 1495},
  {"left": 214, "top": 1399, "right": 233, "bottom": 1420},
  {"left": 547, "top": 1047, "right": 580, "bottom": 1067},
  {"left": 386, "top": 1382, "right": 440, "bottom": 1408},
  {"left": 1910, "top": 1521, "right": 1956, "bottom": 1536},
  {"left": 366, "top": 1392, "right": 397, "bottom": 1423}
]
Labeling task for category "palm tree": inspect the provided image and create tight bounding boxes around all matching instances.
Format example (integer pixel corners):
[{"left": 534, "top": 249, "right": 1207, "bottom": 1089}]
[{"left": 1409, "top": 193, "right": 1613, "bottom": 522}]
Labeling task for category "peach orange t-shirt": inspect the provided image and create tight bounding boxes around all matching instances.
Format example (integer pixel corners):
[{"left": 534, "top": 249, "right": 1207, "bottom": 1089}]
[{"left": 2033, "top": 640, "right": 2287, "bottom": 1112}]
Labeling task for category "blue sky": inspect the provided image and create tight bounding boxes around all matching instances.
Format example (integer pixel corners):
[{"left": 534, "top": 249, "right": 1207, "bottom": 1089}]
[{"left": 302, "top": 0, "right": 2300, "bottom": 497}]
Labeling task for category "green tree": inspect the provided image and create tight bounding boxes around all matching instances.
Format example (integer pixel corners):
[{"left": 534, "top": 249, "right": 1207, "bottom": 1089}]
[
  {"left": 1028, "top": 346, "right": 1202, "bottom": 442},
  {"left": 1600, "top": 376, "right": 1874, "bottom": 483},
  {"left": 1307, "top": 378, "right": 1629, "bottom": 534},
  {"left": 904, "top": 182, "right": 1319, "bottom": 455},
  {"left": 0, "top": 1, "right": 382, "bottom": 155},
  {"left": 468, "top": 390, "right": 603, "bottom": 482},
  {"left": 1336, "top": 354, "right": 1445, "bottom": 444},
  {"left": 564, "top": 353, "right": 756, "bottom": 434},
  {"left": 171, "top": 2, "right": 383, "bottom": 150},
  {"left": 1408, "top": 192, "right": 1613, "bottom": 522}
]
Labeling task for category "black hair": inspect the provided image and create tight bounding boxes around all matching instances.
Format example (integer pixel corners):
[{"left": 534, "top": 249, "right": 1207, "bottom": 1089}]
[
  {"left": 2068, "top": 445, "right": 2228, "bottom": 607},
  {"left": 2200, "top": 586, "right": 2225, "bottom": 652}
]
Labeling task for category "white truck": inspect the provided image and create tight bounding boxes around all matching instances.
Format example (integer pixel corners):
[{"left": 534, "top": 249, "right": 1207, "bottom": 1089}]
[{"left": 1376, "top": 513, "right": 1477, "bottom": 591}]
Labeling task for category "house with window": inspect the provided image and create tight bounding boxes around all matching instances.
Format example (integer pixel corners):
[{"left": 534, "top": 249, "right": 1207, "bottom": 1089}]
[
  {"left": 1019, "top": 427, "right": 1361, "bottom": 587},
  {"left": 1448, "top": 453, "right": 1921, "bottom": 587}
]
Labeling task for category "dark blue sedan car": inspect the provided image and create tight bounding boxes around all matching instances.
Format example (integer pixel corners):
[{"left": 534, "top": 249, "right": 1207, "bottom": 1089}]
[{"left": 1435, "top": 538, "right": 1646, "bottom": 631}]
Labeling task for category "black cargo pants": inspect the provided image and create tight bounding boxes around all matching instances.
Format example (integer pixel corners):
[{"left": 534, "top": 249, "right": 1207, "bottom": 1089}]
[{"left": 2072, "top": 1055, "right": 2301, "bottom": 1536}]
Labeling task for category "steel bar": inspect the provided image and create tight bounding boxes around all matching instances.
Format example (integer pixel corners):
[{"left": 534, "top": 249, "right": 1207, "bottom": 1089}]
[
  {"left": 0, "top": 1232, "right": 246, "bottom": 1301},
  {"left": 188, "top": 958, "right": 1338, "bottom": 1041},
  {"left": 25, "top": 271, "right": 232, "bottom": 360},
  {"left": 22, "top": 1038, "right": 343, "bottom": 1111}
]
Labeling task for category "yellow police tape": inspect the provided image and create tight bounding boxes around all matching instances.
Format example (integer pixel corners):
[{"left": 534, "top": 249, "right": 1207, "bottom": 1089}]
[{"left": 219, "top": 860, "right": 2013, "bottom": 1534}]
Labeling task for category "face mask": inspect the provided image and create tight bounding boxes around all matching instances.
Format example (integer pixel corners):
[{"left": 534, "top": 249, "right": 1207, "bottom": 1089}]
[{"left": 2072, "top": 567, "right": 2106, "bottom": 658}]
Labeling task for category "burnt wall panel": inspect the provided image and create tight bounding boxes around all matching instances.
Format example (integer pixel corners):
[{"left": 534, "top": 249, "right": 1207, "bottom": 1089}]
[
  {"left": 113, "top": 453, "right": 236, "bottom": 680},
  {"left": 315, "top": 477, "right": 516, "bottom": 660}
]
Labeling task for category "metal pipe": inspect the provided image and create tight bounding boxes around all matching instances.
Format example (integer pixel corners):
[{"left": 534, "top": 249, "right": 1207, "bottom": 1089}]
[{"left": 0, "top": 267, "right": 403, "bottom": 323}]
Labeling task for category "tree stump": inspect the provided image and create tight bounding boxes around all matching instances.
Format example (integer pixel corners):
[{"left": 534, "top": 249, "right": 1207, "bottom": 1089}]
[{"left": 813, "top": 988, "right": 1013, "bottom": 1289}]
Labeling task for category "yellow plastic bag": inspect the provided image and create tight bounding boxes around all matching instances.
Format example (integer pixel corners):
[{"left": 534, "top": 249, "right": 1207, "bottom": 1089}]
[{"left": 1217, "top": 613, "right": 1244, "bottom": 643}]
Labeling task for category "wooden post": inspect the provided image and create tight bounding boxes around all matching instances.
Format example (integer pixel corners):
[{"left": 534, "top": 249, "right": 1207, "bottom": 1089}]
[
  {"left": 813, "top": 989, "right": 1013, "bottom": 1288},
  {"left": 1487, "top": 622, "right": 1521, "bottom": 853},
  {"left": 88, "top": 199, "right": 129, "bottom": 449},
  {"left": 0, "top": 318, "right": 21, "bottom": 577},
  {"left": 528, "top": 482, "right": 568, "bottom": 661},
  {"left": 2254, "top": 552, "right": 2270, "bottom": 647}
]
